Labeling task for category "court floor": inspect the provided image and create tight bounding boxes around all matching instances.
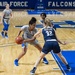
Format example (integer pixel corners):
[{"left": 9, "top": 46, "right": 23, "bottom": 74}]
[{"left": 0, "top": 10, "right": 75, "bottom": 75}]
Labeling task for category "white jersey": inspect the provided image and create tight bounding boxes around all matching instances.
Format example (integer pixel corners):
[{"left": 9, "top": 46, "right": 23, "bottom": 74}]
[
  {"left": 21, "top": 25, "right": 38, "bottom": 39},
  {"left": 3, "top": 9, "right": 12, "bottom": 19}
]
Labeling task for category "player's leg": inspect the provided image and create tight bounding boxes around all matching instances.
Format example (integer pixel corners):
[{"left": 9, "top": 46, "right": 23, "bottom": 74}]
[
  {"left": 32, "top": 40, "right": 49, "bottom": 64},
  {"left": 30, "top": 41, "right": 51, "bottom": 74},
  {"left": 57, "top": 52, "right": 71, "bottom": 71},
  {"left": 14, "top": 43, "right": 28, "bottom": 66},
  {"left": 4, "top": 24, "right": 9, "bottom": 38},
  {"left": 0, "top": 19, "right": 5, "bottom": 38},
  {"left": 53, "top": 41, "right": 71, "bottom": 71},
  {"left": 30, "top": 52, "right": 46, "bottom": 74},
  {"left": 4, "top": 19, "right": 10, "bottom": 38},
  {"left": 0, "top": 30, "right": 5, "bottom": 38}
]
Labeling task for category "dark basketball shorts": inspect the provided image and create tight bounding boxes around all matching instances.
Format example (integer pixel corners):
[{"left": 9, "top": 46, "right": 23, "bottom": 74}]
[{"left": 42, "top": 41, "right": 61, "bottom": 54}]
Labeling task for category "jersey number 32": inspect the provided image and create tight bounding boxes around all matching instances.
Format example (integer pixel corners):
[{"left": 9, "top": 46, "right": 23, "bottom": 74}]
[{"left": 46, "top": 31, "right": 53, "bottom": 36}]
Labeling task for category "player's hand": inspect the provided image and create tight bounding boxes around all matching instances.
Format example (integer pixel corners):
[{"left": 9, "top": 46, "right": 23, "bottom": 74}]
[
  {"left": 23, "top": 40, "right": 26, "bottom": 43},
  {"left": 62, "top": 41, "right": 68, "bottom": 45},
  {"left": 16, "top": 35, "right": 20, "bottom": 37},
  {"left": 23, "top": 37, "right": 36, "bottom": 43},
  {"left": 32, "top": 37, "right": 36, "bottom": 41},
  {"left": 0, "top": 22, "right": 3, "bottom": 24}
]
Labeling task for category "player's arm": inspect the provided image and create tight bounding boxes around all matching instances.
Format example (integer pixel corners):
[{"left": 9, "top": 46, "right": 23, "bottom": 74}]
[
  {"left": 23, "top": 37, "right": 36, "bottom": 42},
  {"left": 34, "top": 29, "right": 42, "bottom": 38},
  {"left": 10, "top": 10, "right": 13, "bottom": 18},
  {"left": 10, "top": 12, "right": 12, "bottom": 17},
  {"left": 38, "top": 20, "right": 45, "bottom": 27},
  {"left": 38, "top": 20, "right": 43, "bottom": 24},
  {"left": 17, "top": 30, "right": 22, "bottom": 37},
  {"left": 0, "top": 12, "right": 4, "bottom": 24},
  {"left": 10, "top": 11, "right": 12, "bottom": 17},
  {"left": 10, "top": 10, "right": 12, "bottom": 16},
  {"left": 17, "top": 26, "right": 25, "bottom": 37},
  {"left": 55, "top": 30, "right": 67, "bottom": 45}
]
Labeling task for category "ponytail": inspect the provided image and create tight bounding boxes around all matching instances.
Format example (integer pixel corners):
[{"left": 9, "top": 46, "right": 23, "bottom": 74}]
[{"left": 44, "top": 18, "right": 52, "bottom": 27}]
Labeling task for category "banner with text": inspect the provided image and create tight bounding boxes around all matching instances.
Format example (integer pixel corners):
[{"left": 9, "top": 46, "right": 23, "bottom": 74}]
[{"left": 0, "top": 0, "right": 75, "bottom": 9}]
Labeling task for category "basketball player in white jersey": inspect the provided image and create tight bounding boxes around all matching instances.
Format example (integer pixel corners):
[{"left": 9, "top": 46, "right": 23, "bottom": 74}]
[
  {"left": 14, "top": 17, "right": 49, "bottom": 66},
  {"left": 0, "top": 3, "right": 12, "bottom": 38}
]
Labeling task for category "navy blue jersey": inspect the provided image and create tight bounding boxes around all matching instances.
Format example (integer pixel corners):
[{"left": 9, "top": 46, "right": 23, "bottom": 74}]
[
  {"left": 42, "top": 26, "right": 60, "bottom": 54},
  {"left": 42, "top": 26, "right": 56, "bottom": 41}
]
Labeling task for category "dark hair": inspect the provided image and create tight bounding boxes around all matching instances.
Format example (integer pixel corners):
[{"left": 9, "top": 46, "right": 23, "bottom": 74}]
[
  {"left": 40, "top": 13, "right": 47, "bottom": 17},
  {"left": 29, "top": 17, "right": 37, "bottom": 25},
  {"left": 29, "top": 19, "right": 35, "bottom": 25},
  {"left": 30, "top": 17, "right": 37, "bottom": 22}
]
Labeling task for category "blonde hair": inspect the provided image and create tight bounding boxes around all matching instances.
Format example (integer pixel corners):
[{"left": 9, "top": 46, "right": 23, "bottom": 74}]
[{"left": 44, "top": 18, "right": 52, "bottom": 27}]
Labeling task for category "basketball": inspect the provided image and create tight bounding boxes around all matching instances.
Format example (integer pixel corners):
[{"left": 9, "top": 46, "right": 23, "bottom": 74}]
[{"left": 15, "top": 37, "right": 23, "bottom": 44}]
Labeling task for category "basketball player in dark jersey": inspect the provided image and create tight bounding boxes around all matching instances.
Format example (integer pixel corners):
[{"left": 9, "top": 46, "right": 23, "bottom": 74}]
[{"left": 29, "top": 18, "right": 71, "bottom": 74}]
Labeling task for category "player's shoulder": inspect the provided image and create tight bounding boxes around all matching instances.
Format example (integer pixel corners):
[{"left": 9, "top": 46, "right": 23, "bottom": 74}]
[
  {"left": 9, "top": 9, "right": 12, "bottom": 12},
  {"left": 3, "top": 9, "right": 10, "bottom": 11},
  {"left": 23, "top": 25, "right": 29, "bottom": 27},
  {"left": 21, "top": 25, "right": 29, "bottom": 29},
  {"left": 3, "top": 9, "right": 6, "bottom": 12}
]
